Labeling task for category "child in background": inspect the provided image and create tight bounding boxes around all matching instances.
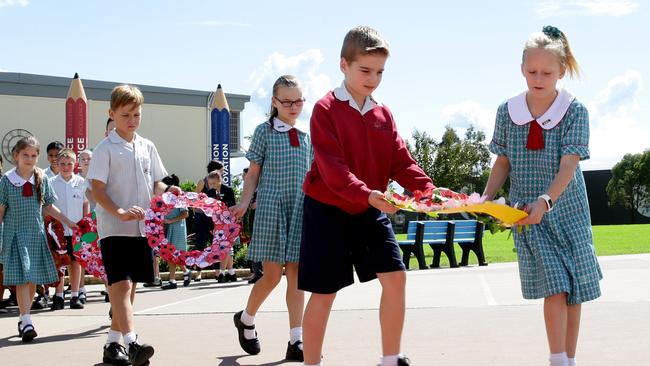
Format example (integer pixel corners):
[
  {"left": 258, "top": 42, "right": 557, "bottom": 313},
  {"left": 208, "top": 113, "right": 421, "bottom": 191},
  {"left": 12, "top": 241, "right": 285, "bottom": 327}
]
[
  {"left": 482, "top": 25, "right": 602, "bottom": 366},
  {"left": 205, "top": 170, "right": 237, "bottom": 283},
  {"left": 49, "top": 149, "right": 89, "bottom": 310},
  {"left": 44, "top": 141, "right": 64, "bottom": 179},
  {"left": 0, "top": 136, "right": 78, "bottom": 342},
  {"left": 160, "top": 174, "right": 191, "bottom": 290}
]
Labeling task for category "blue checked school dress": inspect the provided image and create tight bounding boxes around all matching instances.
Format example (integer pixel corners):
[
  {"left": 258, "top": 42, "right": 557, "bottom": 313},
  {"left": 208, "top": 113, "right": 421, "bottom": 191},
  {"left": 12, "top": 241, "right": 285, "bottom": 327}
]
[
  {"left": 0, "top": 171, "right": 59, "bottom": 286},
  {"left": 489, "top": 91, "right": 603, "bottom": 305},
  {"left": 165, "top": 208, "right": 188, "bottom": 251},
  {"left": 246, "top": 119, "right": 312, "bottom": 263}
]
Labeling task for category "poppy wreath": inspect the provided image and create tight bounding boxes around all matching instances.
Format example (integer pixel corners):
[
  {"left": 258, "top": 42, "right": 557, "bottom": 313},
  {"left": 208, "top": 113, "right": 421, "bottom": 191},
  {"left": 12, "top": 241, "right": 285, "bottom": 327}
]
[
  {"left": 44, "top": 217, "right": 71, "bottom": 277},
  {"left": 72, "top": 212, "right": 107, "bottom": 281},
  {"left": 145, "top": 191, "right": 240, "bottom": 268}
]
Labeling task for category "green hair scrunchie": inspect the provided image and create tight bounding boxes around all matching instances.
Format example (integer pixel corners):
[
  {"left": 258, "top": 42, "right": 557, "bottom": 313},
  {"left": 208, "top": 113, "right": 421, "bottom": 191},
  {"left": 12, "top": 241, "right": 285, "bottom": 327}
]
[{"left": 542, "top": 25, "right": 562, "bottom": 39}]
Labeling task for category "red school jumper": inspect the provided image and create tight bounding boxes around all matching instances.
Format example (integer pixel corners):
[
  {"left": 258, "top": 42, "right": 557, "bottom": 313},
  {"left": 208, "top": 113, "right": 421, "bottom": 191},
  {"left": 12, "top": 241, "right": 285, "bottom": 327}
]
[{"left": 303, "top": 91, "right": 434, "bottom": 215}]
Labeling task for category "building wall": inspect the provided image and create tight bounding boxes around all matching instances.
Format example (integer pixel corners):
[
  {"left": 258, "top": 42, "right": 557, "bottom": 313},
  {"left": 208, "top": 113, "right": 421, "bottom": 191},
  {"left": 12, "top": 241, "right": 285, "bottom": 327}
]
[{"left": 0, "top": 94, "right": 217, "bottom": 184}]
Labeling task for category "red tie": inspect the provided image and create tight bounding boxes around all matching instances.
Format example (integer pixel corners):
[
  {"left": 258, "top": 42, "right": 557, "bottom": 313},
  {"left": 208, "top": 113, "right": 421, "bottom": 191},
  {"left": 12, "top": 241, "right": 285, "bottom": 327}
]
[
  {"left": 526, "top": 120, "right": 545, "bottom": 150},
  {"left": 288, "top": 128, "right": 300, "bottom": 147},
  {"left": 22, "top": 182, "right": 34, "bottom": 197}
]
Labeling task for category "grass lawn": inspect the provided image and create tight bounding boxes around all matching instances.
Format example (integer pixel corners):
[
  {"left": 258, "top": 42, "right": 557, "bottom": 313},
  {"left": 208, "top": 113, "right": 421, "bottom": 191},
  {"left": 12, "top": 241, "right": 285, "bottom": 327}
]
[{"left": 396, "top": 224, "right": 650, "bottom": 268}]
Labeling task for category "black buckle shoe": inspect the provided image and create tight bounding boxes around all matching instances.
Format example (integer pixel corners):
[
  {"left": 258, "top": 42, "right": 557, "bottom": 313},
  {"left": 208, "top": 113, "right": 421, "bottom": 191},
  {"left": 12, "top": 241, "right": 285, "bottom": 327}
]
[
  {"left": 50, "top": 295, "right": 65, "bottom": 311},
  {"left": 217, "top": 273, "right": 226, "bottom": 283},
  {"left": 31, "top": 295, "right": 47, "bottom": 310},
  {"left": 103, "top": 342, "right": 131, "bottom": 366},
  {"left": 21, "top": 323, "right": 37, "bottom": 342},
  {"left": 233, "top": 311, "right": 261, "bottom": 355},
  {"left": 128, "top": 341, "right": 155, "bottom": 366},
  {"left": 183, "top": 271, "right": 191, "bottom": 287},
  {"left": 285, "top": 341, "right": 304, "bottom": 362},
  {"left": 70, "top": 296, "right": 85, "bottom": 309},
  {"left": 397, "top": 355, "right": 412, "bottom": 366},
  {"left": 161, "top": 281, "right": 178, "bottom": 290}
]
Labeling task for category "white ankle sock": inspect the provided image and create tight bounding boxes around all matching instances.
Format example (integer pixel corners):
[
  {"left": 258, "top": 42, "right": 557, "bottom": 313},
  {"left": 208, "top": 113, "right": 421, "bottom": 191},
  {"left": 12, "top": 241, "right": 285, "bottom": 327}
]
[
  {"left": 123, "top": 332, "right": 137, "bottom": 347},
  {"left": 56, "top": 292, "right": 64, "bottom": 298},
  {"left": 71, "top": 291, "right": 79, "bottom": 297},
  {"left": 79, "top": 287, "right": 86, "bottom": 294},
  {"left": 381, "top": 354, "right": 400, "bottom": 366},
  {"left": 550, "top": 352, "right": 568, "bottom": 366},
  {"left": 289, "top": 326, "right": 303, "bottom": 344},
  {"left": 106, "top": 329, "right": 121, "bottom": 345},
  {"left": 568, "top": 358, "right": 576, "bottom": 366},
  {"left": 20, "top": 314, "right": 32, "bottom": 326},
  {"left": 228, "top": 268, "right": 236, "bottom": 275},
  {"left": 241, "top": 310, "right": 256, "bottom": 340}
]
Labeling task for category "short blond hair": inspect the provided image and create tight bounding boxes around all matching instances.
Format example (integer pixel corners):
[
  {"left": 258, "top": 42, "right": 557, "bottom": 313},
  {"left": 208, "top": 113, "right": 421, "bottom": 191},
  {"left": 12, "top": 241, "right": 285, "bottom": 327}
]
[
  {"left": 340, "top": 25, "right": 390, "bottom": 62},
  {"left": 56, "top": 148, "right": 77, "bottom": 161},
  {"left": 110, "top": 84, "right": 144, "bottom": 111}
]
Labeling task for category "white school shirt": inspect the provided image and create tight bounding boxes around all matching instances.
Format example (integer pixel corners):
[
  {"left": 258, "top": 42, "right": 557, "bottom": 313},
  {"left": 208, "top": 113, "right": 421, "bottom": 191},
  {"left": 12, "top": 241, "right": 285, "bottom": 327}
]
[
  {"left": 43, "top": 167, "right": 56, "bottom": 179},
  {"left": 49, "top": 174, "right": 87, "bottom": 236},
  {"left": 333, "top": 81, "right": 379, "bottom": 116},
  {"left": 86, "top": 130, "right": 168, "bottom": 239}
]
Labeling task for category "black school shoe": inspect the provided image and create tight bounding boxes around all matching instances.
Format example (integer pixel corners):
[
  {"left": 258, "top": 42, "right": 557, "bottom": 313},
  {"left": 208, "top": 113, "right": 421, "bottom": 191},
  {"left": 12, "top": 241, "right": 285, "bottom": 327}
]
[
  {"left": 183, "top": 271, "right": 191, "bottom": 287},
  {"left": 285, "top": 341, "right": 304, "bottom": 362},
  {"left": 233, "top": 310, "right": 261, "bottom": 355},
  {"left": 78, "top": 292, "right": 87, "bottom": 304},
  {"left": 31, "top": 295, "right": 48, "bottom": 310},
  {"left": 70, "top": 296, "right": 85, "bottom": 309},
  {"left": 217, "top": 273, "right": 226, "bottom": 283},
  {"left": 50, "top": 295, "right": 65, "bottom": 311},
  {"left": 226, "top": 273, "right": 238, "bottom": 282},
  {"left": 161, "top": 281, "right": 178, "bottom": 290},
  {"left": 128, "top": 341, "right": 155, "bottom": 366},
  {"left": 142, "top": 278, "right": 162, "bottom": 287},
  {"left": 21, "top": 323, "right": 37, "bottom": 342},
  {"left": 103, "top": 342, "right": 130, "bottom": 366}
]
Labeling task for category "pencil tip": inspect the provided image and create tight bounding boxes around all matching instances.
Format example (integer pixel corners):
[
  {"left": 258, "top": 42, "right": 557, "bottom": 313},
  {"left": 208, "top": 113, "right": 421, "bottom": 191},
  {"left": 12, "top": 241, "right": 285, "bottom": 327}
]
[
  {"left": 217, "top": 84, "right": 222, "bottom": 89},
  {"left": 73, "top": 73, "right": 79, "bottom": 79}
]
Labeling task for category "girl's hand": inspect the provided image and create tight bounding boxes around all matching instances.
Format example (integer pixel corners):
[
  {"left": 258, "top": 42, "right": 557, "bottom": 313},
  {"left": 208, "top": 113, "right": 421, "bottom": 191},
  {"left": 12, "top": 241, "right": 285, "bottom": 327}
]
[
  {"left": 369, "top": 190, "right": 398, "bottom": 214},
  {"left": 230, "top": 203, "right": 249, "bottom": 219},
  {"left": 162, "top": 219, "right": 171, "bottom": 225},
  {"left": 515, "top": 199, "right": 546, "bottom": 225}
]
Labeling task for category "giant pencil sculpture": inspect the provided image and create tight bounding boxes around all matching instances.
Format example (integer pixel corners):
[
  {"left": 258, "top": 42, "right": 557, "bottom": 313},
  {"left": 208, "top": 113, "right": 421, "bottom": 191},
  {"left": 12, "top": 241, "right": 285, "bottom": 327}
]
[
  {"left": 210, "top": 84, "right": 231, "bottom": 185},
  {"left": 65, "top": 73, "right": 88, "bottom": 158}
]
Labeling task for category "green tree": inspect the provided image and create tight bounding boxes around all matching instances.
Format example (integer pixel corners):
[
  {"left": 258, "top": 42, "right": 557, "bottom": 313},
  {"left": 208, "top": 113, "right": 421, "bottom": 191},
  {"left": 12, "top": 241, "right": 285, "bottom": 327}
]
[
  {"left": 606, "top": 150, "right": 650, "bottom": 223},
  {"left": 406, "top": 129, "right": 436, "bottom": 179},
  {"left": 407, "top": 125, "right": 491, "bottom": 193}
]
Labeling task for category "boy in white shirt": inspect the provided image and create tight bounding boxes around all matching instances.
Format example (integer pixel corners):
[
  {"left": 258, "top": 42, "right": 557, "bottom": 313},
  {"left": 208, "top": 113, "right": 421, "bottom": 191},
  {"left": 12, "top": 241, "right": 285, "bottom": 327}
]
[
  {"left": 49, "top": 149, "right": 89, "bottom": 310},
  {"left": 87, "top": 85, "right": 180, "bottom": 366}
]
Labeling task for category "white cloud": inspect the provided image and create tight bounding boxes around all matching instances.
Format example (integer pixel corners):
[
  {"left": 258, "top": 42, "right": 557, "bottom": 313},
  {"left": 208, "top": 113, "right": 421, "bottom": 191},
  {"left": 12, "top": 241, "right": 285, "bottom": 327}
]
[
  {"left": 589, "top": 69, "right": 643, "bottom": 118},
  {"left": 0, "top": 0, "right": 28, "bottom": 8},
  {"left": 0, "top": 67, "right": 7, "bottom": 72},
  {"left": 441, "top": 101, "right": 495, "bottom": 134},
  {"left": 240, "top": 49, "right": 333, "bottom": 149},
  {"left": 190, "top": 20, "right": 251, "bottom": 27},
  {"left": 584, "top": 69, "right": 647, "bottom": 170},
  {"left": 535, "top": 0, "right": 639, "bottom": 17}
]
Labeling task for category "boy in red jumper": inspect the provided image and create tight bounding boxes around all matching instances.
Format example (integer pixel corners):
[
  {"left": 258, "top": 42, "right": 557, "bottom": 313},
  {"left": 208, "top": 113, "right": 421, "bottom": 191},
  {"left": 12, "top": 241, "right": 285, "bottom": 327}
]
[{"left": 299, "top": 26, "right": 434, "bottom": 366}]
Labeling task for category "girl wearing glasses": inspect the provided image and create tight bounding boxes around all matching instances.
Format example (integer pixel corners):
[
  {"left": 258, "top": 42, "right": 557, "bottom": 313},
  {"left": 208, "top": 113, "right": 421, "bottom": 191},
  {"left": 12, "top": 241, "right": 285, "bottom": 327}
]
[{"left": 230, "top": 75, "right": 311, "bottom": 362}]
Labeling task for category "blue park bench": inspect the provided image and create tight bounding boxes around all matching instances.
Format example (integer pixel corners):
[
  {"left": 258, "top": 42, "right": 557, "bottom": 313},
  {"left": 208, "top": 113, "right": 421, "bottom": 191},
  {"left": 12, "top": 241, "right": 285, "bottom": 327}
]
[{"left": 397, "top": 220, "right": 488, "bottom": 269}]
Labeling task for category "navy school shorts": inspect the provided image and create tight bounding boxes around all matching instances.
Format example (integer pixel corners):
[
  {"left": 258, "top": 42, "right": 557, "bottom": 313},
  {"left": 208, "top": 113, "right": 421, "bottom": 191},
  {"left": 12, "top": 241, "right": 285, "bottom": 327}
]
[
  {"left": 298, "top": 195, "right": 405, "bottom": 294},
  {"left": 100, "top": 236, "right": 154, "bottom": 286}
]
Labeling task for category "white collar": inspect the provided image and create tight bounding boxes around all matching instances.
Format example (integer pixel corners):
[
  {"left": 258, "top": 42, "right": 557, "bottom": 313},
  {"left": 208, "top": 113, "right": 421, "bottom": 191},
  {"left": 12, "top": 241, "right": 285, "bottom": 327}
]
[
  {"left": 108, "top": 129, "right": 139, "bottom": 144},
  {"left": 54, "top": 173, "right": 80, "bottom": 185},
  {"left": 6, "top": 168, "right": 35, "bottom": 187},
  {"left": 507, "top": 89, "right": 575, "bottom": 129},
  {"left": 270, "top": 117, "right": 308, "bottom": 134},
  {"left": 333, "top": 81, "right": 379, "bottom": 116}
]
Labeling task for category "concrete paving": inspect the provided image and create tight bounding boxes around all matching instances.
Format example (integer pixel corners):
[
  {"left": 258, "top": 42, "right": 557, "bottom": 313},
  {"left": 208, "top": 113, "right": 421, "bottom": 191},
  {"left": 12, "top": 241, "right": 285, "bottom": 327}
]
[{"left": 1, "top": 253, "right": 649, "bottom": 365}]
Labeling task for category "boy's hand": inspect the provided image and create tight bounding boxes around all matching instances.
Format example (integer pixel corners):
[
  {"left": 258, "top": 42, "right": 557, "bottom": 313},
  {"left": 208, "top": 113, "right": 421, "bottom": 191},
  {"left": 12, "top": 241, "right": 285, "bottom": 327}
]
[
  {"left": 515, "top": 199, "right": 545, "bottom": 225},
  {"left": 117, "top": 206, "right": 145, "bottom": 221},
  {"left": 368, "top": 190, "right": 398, "bottom": 214},
  {"left": 230, "top": 203, "right": 248, "bottom": 219}
]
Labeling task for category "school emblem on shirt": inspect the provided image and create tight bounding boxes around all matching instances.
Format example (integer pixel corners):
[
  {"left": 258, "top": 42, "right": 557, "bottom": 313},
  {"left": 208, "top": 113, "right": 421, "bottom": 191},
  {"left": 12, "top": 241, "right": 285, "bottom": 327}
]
[{"left": 372, "top": 120, "right": 390, "bottom": 131}]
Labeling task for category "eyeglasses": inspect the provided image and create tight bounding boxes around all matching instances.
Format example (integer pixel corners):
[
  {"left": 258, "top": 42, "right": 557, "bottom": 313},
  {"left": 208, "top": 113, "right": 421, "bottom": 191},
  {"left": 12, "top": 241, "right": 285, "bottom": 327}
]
[{"left": 274, "top": 97, "right": 305, "bottom": 108}]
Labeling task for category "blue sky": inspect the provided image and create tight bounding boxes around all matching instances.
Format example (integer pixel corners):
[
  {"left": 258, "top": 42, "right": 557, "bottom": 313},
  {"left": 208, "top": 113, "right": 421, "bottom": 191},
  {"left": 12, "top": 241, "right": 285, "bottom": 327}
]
[{"left": 1, "top": 0, "right": 648, "bottom": 172}]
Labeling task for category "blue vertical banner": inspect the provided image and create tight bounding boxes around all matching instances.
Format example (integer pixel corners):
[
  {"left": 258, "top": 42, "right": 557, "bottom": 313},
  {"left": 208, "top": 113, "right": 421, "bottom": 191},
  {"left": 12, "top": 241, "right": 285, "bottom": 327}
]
[{"left": 210, "top": 84, "right": 231, "bottom": 185}]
